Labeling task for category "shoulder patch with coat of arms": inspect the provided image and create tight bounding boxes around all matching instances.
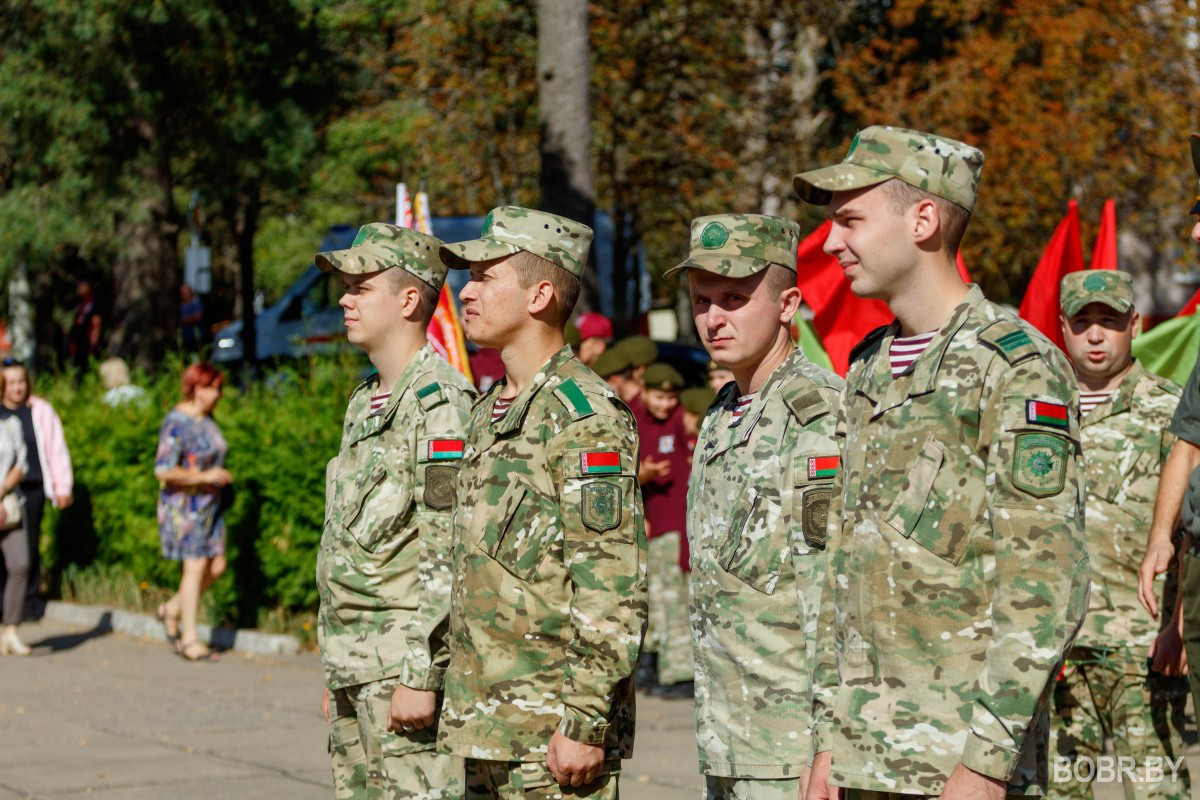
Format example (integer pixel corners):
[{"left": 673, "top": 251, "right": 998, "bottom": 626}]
[
  {"left": 581, "top": 482, "right": 622, "bottom": 532},
  {"left": 1012, "top": 433, "right": 1068, "bottom": 498}
]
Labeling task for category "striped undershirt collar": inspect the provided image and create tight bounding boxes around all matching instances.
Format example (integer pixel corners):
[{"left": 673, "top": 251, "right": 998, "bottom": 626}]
[
  {"left": 1079, "top": 390, "right": 1114, "bottom": 415},
  {"left": 730, "top": 393, "right": 755, "bottom": 426},
  {"left": 369, "top": 392, "right": 392, "bottom": 415},
  {"left": 492, "top": 396, "right": 515, "bottom": 424},
  {"left": 889, "top": 331, "right": 937, "bottom": 378}
]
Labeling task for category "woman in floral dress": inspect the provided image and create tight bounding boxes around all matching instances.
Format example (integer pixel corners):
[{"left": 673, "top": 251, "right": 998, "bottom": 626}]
[{"left": 153, "top": 362, "right": 232, "bottom": 661}]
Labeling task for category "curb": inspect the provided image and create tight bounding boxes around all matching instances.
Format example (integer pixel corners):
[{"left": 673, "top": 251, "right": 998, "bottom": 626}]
[{"left": 41, "top": 600, "right": 301, "bottom": 657}]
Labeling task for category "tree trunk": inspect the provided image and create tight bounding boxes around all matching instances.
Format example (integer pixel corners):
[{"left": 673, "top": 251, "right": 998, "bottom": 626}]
[
  {"left": 7, "top": 263, "right": 33, "bottom": 366},
  {"left": 231, "top": 193, "right": 261, "bottom": 373},
  {"left": 109, "top": 162, "right": 180, "bottom": 370},
  {"left": 537, "top": 0, "right": 597, "bottom": 307}
]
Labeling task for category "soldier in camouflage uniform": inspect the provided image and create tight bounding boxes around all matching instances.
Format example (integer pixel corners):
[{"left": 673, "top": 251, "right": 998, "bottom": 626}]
[
  {"left": 435, "top": 207, "right": 648, "bottom": 798},
  {"left": 315, "top": 223, "right": 476, "bottom": 800},
  {"left": 664, "top": 213, "right": 844, "bottom": 799},
  {"left": 1050, "top": 271, "right": 1189, "bottom": 800},
  {"left": 798, "top": 127, "right": 1091, "bottom": 800}
]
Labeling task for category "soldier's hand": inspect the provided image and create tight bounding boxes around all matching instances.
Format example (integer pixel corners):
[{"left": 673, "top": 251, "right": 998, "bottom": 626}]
[
  {"left": 546, "top": 729, "right": 604, "bottom": 788},
  {"left": 806, "top": 750, "right": 841, "bottom": 800},
  {"left": 1137, "top": 536, "right": 1175, "bottom": 619},
  {"left": 940, "top": 763, "right": 1005, "bottom": 800},
  {"left": 387, "top": 684, "right": 437, "bottom": 733},
  {"left": 1150, "top": 619, "right": 1189, "bottom": 676},
  {"left": 321, "top": 687, "right": 331, "bottom": 723}
]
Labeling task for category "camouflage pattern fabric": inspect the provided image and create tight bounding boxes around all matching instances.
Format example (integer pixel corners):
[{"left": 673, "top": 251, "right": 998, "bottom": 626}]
[
  {"left": 464, "top": 757, "right": 620, "bottom": 799},
  {"left": 664, "top": 214, "right": 801, "bottom": 279},
  {"left": 812, "top": 285, "right": 1091, "bottom": 796},
  {"left": 793, "top": 126, "right": 985, "bottom": 211},
  {"left": 1074, "top": 362, "right": 1179, "bottom": 650},
  {"left": 1059, "top": 271, "right": 1135, "bottom": 317},
  {"left": 690, "top": 348, "right": 843, "bottom": 778},
  {"left": 329, "top": 676, "right": 466, "bottom": 800},
  {"left": 317, "top": 343, "right": 477, "bottom": 693},
  {"left": 439, "top": 206, "right": 594, "bottom": 277},
  {"left": 316, "top": 222, "right": 448, "bottom": 290},
  {"left": 703, "top": 775, "right": 802, "bottom": 800},
  {"left": 438, "top": 345, "right": 648, "bottom": 762},
  {"left": 645, "top": 531, "right": 693, "bottom": 685},
  {"left": 1051, "top": 646, "right": 1191, "bottom": 800}
]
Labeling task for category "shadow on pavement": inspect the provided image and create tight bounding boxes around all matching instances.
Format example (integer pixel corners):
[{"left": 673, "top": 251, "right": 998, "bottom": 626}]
[{"left": 29, "top": 612, "right": 113, "bottom": 652}]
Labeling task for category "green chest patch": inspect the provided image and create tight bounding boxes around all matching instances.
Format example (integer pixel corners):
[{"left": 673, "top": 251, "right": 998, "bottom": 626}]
[
  {"left": 581, "top": 482, "right": 622, "bottom": 533},
  {"left": 1013, "top": 433, "right": 1068, "bottom": 498}
]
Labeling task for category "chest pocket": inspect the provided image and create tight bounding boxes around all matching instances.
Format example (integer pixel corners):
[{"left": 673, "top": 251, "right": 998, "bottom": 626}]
[
  {"left": 477, "top": 477, "right": 559, "bottom": 581},
  {"left": 718, "top": 488, "right": 786, "bottom": 595},
  {"left": 1086, "top": 441, "right": 1159, "bottom": 507},
  {"left": 341, "top": 461, "right": 414, "bottom": 553},
  {"left": 882, "top": 436, "right": 985, "bottom": 565}
]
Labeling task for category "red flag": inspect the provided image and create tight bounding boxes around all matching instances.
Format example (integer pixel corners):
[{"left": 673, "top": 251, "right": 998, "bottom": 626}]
[
  {"left": 795, "top": 221, "right": 893, "bottom": 376},
  {"left": 1019, "top": 200, "right": 1084, "bottom": 350},
  {"left": 1178, "top": 287, "right": 1200, "bottom": 317},
  {"left": 955, "top": 250, "right": 971, "bottom": 283},
  {"left": 1089, "top": 199, "right": 1117, "bottom": 270}
]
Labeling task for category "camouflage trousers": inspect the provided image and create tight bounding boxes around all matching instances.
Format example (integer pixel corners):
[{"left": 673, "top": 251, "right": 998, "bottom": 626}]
[
  {"left": 464, "top": 758, "right": 620, "bottom": 799},
  {"left": 329, "top": 677, "right": 465, "bottom": 799},
  {"left": 702, "top": 775, "right": 799, "bottom": 799},
  {"left": 1050, "top": 645, "right": 1190, "bottom": 800},
  {"left": 645, "top": 531, "right": 694, "bottom": 685}
]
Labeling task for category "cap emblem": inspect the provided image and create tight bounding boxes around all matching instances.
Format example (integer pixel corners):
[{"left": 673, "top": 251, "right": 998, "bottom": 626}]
[{"left": 699, "top": 222, "right": 729, "bottom": 249}]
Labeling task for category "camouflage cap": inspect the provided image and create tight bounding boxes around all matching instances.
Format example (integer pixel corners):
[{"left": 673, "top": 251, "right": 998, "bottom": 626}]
[
  {"left": 681, "top": 386, "right": 716, "bottom": 416},
  {"left": 1190, "top": 134, "right": 1200, "bottom": 215},
  {"left": 316, "top": 223, "right": 447, "bottom": 290},
  {"left": 793, "top": 126, "right": 985, "bottom": 212},
  {"left": 591, "top": 347, "right": 632, "bottom": 379},
  {"left": 643, "top": 363, "right": 684, "bottom": 392},
  {"left": 664, "top": 214, "right": 801, "bottom": 280},
  {"left": 439, "top": 206, "right": 593, "bottom": 276},
  {"left": 1060, "top": 271, "right": 1135, "bottom": 317},
  {"left": 615, "top": 335, "right": 658, "bottom": 367}
]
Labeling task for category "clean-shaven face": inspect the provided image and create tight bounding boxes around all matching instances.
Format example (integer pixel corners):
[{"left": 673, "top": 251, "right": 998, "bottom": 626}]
[
  {"left": 1061, "top": 303, "right": 1137, "bottom": 383},
  {"left": 825, "top": 183, "right": 919, "bottom": 301},
  {"left": 338, "top": 271, "right": 401, "bottom": 351},
  {"left": 688, "top": 269, "right": 785, "bottom": 374}
]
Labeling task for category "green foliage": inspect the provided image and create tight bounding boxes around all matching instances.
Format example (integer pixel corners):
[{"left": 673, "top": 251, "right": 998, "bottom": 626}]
[{"left": 40, "top": 355, "right": 364, "bottom": 629}]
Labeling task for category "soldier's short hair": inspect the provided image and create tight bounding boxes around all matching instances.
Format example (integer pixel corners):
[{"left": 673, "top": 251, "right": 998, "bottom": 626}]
[
  {"left": 386, "top": 268, "right": 440, "bottom": 324},
  {"left": 882, "top": 178, "right": 971, "bottom": 254},
  {"left": 511, "top": 250, "right": 581, "bottom": 326},
  {"left": 762, "top": 263, "right": 797, "bottom": 300}
]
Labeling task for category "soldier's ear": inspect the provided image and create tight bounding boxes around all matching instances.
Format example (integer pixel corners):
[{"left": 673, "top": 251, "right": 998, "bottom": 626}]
[
  {"left": 400, "top": 285, "right": 423, "bottom": 321},
  {"left": 526, "top": 279, "right": 556, "bottom": 318}
]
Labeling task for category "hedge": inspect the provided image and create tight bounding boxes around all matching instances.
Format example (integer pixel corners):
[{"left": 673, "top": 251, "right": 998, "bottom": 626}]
[{"left": 39, "top": 354, "right": 366, "bottom": 634}]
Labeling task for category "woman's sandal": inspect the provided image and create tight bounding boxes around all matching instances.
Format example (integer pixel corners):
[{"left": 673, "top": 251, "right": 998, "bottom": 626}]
[
  {"left": 177, "top": 639, "right": 217, "bottom": 662},
  {"left": 156, "top": 603, "right": 180, "bottom": 644}
]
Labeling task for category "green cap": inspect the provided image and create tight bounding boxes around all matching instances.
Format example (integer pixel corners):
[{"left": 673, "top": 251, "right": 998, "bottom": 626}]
[
  {"left": 794, "top": 126, "right": 985, "bottom": 212},
  {"left": 439, "top": 206, "right": 593, "bottom": 276},
  {"left": 316, "top": 223, "right": 447, "bottom": 290},
  {"left": 643, "top": 363, "right": 684, "bottom": 392},
  {"left": 1190, "top": 134, "right": 1200, "bottom": 216},
  {"left": 1060, "top": 271, "right": 1135, "bottom": 317},
  {"left": 681, "top": 386, "right": 716, "bottom": 415},
  {"left": 591, "top": 348, "right": 632, "bottom": 379},
  {"left": 616, "top": 335, "right": 658, "bottom": 367},
  {"left": 564, "top": 322, "right": 583, "bottom": 349},
  {"left": 664, "top": 214, "right": 801, "bottom": 280}
]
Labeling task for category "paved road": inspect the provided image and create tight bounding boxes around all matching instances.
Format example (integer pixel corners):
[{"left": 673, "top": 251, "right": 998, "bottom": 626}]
[{"left": 0, "top": 618, "right": 1190, "bottom": 799}]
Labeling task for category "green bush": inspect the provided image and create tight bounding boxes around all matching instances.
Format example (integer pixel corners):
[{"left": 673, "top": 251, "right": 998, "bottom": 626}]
[{"left": 39, "top": 354, "right": 365, "bottom": 632}]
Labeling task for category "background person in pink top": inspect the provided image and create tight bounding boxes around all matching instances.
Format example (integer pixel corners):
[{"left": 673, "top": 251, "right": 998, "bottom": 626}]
[{"left": 0, "top": 359, "right": 73, "bottom": 611}]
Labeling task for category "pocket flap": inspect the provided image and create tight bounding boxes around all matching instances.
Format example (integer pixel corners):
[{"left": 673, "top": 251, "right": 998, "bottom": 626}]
[{"left": 883, "top": 437, "right": 943, "bottom": 538}]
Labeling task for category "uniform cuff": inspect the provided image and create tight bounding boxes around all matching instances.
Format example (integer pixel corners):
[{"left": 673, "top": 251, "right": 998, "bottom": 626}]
[
  {"left": 558, "top": 711, "right": 610, "bottom": 745},
  {"left": 811, "top": 722, "right": 833, "bottom": 757},
  {"left": 396, "top": 658, "right": 446, "bottom": 691},
  {"left": 960, "top": 730, "right": 1020, "bottom": 781}
]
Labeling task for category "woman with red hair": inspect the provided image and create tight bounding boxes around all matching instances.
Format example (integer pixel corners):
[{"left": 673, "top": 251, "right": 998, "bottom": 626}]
[{"left": 153, "top": 362, "right": 232, "bottom": 661}]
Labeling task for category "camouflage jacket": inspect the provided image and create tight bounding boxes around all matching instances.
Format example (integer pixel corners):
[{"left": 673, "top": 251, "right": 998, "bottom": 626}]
[
  {"left": 1077, "top": 361, "right": 1179, "bottom": 650},
  {"left": 811, "top": 286, "right": 1091, "bottom": 795},
  {"left": 437, "top": 346, "right": 648, "bottom": 762},
  {"left": 688, "top": 348, "right": 842, "bottom": 778},
  {"left": 317, "top": 344, "right": 476, "bottom": 705}
]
